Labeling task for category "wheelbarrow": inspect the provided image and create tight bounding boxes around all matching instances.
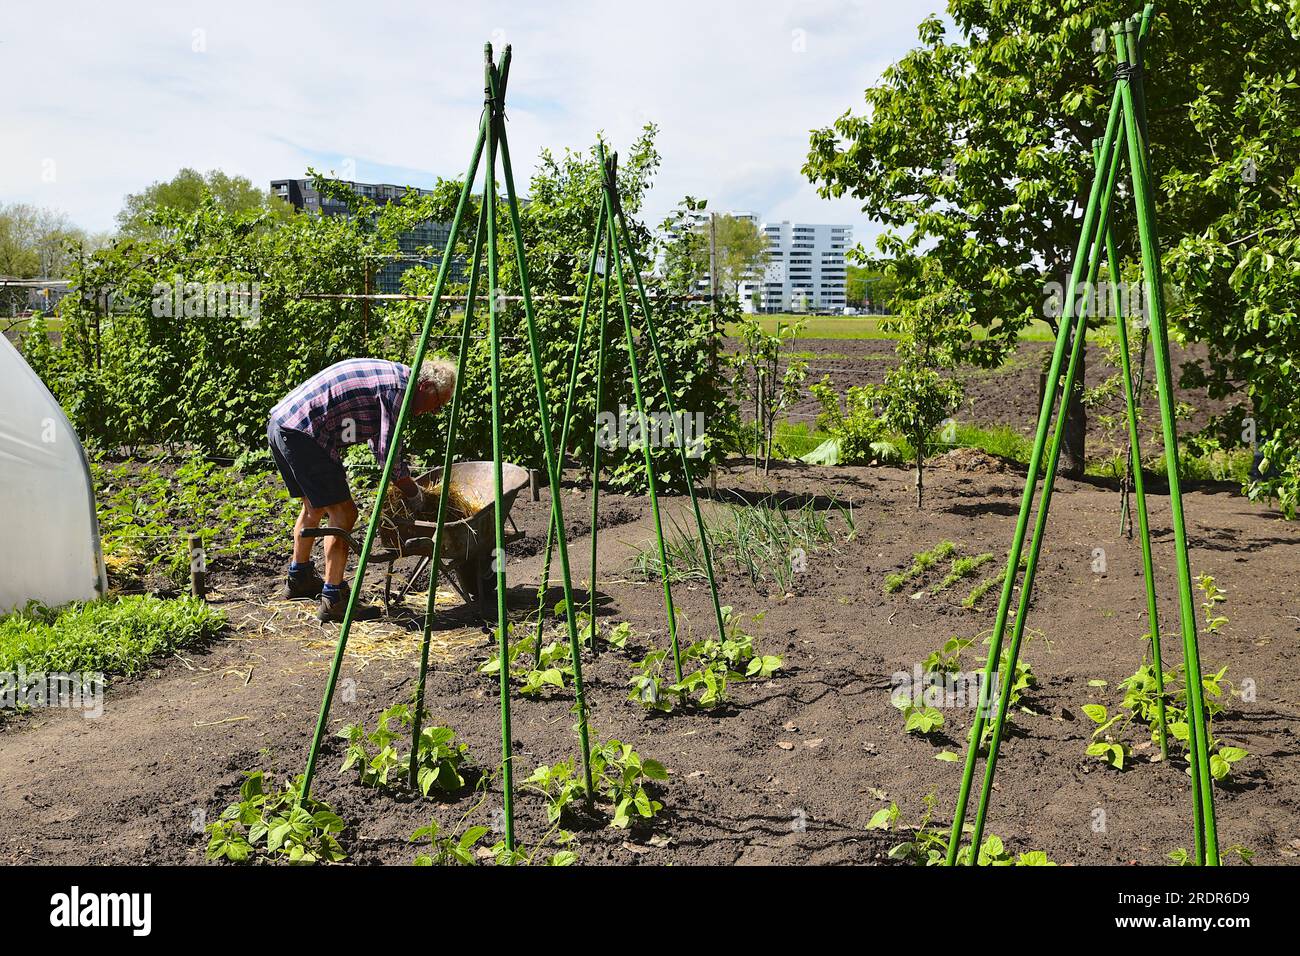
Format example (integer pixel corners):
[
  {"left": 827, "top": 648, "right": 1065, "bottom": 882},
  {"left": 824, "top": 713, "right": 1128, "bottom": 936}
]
[{"left": 300, "top": 461, "right": 532, "bottom": 616}]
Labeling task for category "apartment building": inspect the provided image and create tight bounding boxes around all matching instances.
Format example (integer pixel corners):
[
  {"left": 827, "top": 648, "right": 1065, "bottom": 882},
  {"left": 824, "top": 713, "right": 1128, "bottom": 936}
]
[
  {"left": 740, "top": 221, "right": 851, "bottom": 314},
  {"left": 270, "top": 178, "right": 462, "bottom": 292}
]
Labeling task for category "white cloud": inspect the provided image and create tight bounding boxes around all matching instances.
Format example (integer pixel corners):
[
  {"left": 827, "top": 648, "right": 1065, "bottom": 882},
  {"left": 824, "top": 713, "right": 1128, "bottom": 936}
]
[{"left": 0, "top": 0, "right": 942, "bottom": 251}]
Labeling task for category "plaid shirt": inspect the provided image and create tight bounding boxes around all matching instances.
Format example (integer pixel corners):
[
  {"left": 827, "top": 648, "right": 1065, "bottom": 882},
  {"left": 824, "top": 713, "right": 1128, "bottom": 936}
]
[{"left": 270, "top": 358, "right": 413, "bottom": 481}]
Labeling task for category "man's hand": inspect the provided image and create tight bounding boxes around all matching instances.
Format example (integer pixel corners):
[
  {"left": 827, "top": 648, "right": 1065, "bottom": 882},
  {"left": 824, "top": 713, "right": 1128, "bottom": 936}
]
[{"left": 395, "top": 476, "right": 427, "bottom": 513}]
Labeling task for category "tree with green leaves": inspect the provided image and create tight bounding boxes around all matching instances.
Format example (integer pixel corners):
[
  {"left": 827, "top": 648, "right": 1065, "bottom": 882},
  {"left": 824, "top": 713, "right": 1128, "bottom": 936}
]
[
  {"left": 846, "top": 263, "right": 899, "bottom": 313},
  {"left": 804, "top": 0, "right": 1300, "bottom": 489},
  {"left": 28, "top": 128, "right": 732, "bottom": 493},
  {"left": 0, "top": 203, "right": 103, "bottom": 317},
  {"left": 736, "top": 315, "right": 808, "bottom": 473},
  {"left": 708, "top": 214, "right": 769, "bottom": 301},
  {"left": 116, "top": 168, "right": 292, "bottom": 240}
]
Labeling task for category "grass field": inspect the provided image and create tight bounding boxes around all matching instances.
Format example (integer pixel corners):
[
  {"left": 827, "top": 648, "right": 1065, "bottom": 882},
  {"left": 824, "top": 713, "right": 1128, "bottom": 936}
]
[{"left": 725, "top": 313, "right": 1058, "bottom": 342}]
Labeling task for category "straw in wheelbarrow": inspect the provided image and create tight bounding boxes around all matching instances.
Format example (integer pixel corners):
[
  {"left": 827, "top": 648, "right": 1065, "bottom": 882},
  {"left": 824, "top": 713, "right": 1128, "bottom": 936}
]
[{"left": 383, "top": 477, "right": 476, "bottom": 525}]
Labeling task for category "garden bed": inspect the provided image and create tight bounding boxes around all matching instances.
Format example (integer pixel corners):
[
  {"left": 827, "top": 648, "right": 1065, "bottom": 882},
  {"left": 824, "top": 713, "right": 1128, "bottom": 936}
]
[{"left": 0, "top": 457, "right": 1296, "bottom": 865}]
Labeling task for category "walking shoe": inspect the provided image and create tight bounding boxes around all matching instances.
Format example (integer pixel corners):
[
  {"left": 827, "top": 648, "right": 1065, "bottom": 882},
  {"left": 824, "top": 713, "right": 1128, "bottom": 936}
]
[
  {"left": 317, "top": 583, "right": 381, "bottom": 623},
  {"left": 280, "top": 566, "right": 324, "bottom": 600}
]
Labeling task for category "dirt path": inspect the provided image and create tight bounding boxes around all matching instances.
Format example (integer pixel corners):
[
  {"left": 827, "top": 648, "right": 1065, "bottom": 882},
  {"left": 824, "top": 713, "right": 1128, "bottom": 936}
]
[{"left": 2, "top": 462, "right": 1297, "bottom": 865}]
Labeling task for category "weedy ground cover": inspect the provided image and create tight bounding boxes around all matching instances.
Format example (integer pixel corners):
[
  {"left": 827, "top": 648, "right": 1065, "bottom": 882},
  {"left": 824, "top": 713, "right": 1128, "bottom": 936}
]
[
  {"left": 0, "top": 595, "right": 224, "bottom": 677},
  {"left": 92, "top": 455, "right": 295, "bottom": 591}
]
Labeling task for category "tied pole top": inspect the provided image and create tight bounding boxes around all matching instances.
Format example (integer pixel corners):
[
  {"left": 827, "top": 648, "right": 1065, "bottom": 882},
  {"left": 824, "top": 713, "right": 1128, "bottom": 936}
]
[
  {"left": 484, "top": 44, "right": 512, "bottom": 112},
  {"left": 601, "top": 149, "right": 623, "bottom": 217}
]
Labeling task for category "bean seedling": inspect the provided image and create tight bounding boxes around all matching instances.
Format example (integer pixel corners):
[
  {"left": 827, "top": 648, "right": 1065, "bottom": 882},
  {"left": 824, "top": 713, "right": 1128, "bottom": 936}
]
[
  {"left": 627, "top": 607, "right": 782, "bottom": 712},
  {"left": 1197, "top": 573, "right": 1228, "bottom": 633},
  {"left": 866, "top": 793, "right": 1054, "bottom": 866},
  {"left": 205, "top": 770, "right": 346, "bottom": 865},
  {"left": 1083, "top": 659, "right": 1250, "bottom": 781},
  {"left": 526, "top": 737, "right": 668, "bottom": 831},
  {"left": 339, "top": 703, "right": 470, "bottom": 796}
]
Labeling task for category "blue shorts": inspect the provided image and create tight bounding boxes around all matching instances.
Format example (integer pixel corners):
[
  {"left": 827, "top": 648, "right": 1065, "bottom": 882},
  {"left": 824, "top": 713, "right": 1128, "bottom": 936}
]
[{"left": 267, "top": 420, "right": 352, "bottom": 509}]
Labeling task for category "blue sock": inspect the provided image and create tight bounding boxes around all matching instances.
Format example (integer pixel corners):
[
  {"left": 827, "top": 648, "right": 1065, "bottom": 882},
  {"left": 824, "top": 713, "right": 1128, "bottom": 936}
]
[
  {"left": 289, "top": 561, "right": 314, "bottom": 574},
  {"left": 322, "top": 582, "right": 343, "bottom": 598}
]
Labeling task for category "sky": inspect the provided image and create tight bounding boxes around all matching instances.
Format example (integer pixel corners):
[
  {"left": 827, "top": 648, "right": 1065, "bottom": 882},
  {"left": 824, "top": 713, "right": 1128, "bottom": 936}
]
[{"left": 1, "top": 0, "right": 946, "bottom": 252}]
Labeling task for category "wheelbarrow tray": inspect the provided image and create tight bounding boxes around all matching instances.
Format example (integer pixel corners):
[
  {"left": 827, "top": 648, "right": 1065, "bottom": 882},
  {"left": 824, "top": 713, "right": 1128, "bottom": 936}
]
[{"left": 384, "top": 460, "right": 530, "bottom": 564}]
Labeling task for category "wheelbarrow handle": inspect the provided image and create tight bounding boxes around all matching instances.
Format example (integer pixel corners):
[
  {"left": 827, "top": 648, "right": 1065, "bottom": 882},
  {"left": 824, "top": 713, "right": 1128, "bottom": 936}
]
[{"left": 300, "top": 527, "right": 398, "bottom": 564}]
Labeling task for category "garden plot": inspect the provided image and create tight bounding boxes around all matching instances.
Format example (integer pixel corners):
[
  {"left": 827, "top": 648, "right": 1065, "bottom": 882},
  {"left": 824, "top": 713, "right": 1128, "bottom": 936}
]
[{"left": 0, "top": 460, "right": 1297, "bottom": 865}]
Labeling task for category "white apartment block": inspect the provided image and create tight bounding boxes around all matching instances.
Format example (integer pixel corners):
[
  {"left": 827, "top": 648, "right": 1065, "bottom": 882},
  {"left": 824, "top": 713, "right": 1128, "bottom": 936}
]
[{"left": 740, "top": 221, "right": 852, "bottom": 314}]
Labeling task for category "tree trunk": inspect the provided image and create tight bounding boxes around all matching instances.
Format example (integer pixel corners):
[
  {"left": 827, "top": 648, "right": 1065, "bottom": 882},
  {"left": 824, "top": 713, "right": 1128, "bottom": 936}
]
[
  {"left": 1037, "top": 339, "right": 1088, "bottom": 479},
  {"left": 915, "top": 444, "right": 924, "bottom": 509},
  {"left": 1060, "top": 345, "right": 1087, "bottom": 479}
]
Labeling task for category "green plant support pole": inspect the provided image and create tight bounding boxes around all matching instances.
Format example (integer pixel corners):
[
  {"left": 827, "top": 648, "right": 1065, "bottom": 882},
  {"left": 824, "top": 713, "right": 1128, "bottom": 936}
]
[
  {"left": 602, "top": 171, "right": 685, "bottom": 682},
  {"left": 1116, "top": 15, "right": 1218, "bottom": 864},
  {"left": 964, "top": 110, "right": 1127, "bottom": 860},
  {"left": 407, "top": 198, "right": 490, "bottom": 788},
  {"left": 491, "top": 50, "right": 595, "bottom": 798},
  {"left": 588, "top": 206, "right": 613, "bottom": 648},
  {"left": 533, "top": 199, "right": 608, "bottom": 656},
  {"left": 298, "top": 81, "right": 491, "bottom": 805},
  {"left": 483, "top": 48, "right": 516, "bottom": 851},
  {"left": 607, "top": 168, "right": 728, "bottom": 647},
  {"left": 1094, "top": 136, "right": 1169, "bottom": 761},
  {"left": 944, "top": 71, "right": 1128, "bottom": 865}
]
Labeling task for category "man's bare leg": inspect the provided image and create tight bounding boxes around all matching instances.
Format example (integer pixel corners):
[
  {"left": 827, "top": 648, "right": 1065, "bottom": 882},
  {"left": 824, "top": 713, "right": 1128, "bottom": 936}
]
[
  {"left": 322, "top": 499, "right": 359, "bottom": 587},
  {"left": 292, "top": 500, "right": 326, "bottom": 565}
]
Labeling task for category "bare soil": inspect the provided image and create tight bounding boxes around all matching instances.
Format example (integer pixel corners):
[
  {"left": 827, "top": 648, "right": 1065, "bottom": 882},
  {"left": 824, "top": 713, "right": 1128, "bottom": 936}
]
[{"left": 2, "top": 453, "right": 1297, "bottom": 866}]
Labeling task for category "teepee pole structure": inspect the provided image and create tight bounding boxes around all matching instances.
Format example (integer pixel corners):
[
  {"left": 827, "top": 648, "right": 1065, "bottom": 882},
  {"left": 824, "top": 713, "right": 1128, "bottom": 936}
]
[
  {"left": 1115, "top": 14, "right": 1217, "bottom": 860},
  {"left": 532, "top": 198, "right": 608, "bottom": 651},
  {"left": 299, "top": 44, "right": 596, "bottom": 851},
  {"left": 298, "top": 69, "right": 493, "bottom": 807},
  {"left": 945, "top": 4, "right": 1219, "bottom": 865},
  {"left": 491, "top": 50, "right": 595, "bottom": 801},
  {"left": 406, "top": 197, "right": 490, "bottom": 788}
]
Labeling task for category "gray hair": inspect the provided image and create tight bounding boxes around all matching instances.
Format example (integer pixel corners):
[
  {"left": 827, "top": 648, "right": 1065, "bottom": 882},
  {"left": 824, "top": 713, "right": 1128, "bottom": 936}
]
[{"left": 418, "top": 358, "right": 457, "bottom": 398}]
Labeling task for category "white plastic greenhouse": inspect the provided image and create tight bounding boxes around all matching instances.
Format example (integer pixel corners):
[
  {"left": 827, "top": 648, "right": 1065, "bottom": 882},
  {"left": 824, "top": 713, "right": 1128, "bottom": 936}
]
[{"left": 0, "top": 334, "right": 107, "bottom": 612}]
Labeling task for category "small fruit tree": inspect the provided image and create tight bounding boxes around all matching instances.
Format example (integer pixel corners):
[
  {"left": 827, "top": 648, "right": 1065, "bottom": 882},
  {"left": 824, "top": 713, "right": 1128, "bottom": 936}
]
[{"left": 871, "top": 276, "right": 966, "bottom": 507}]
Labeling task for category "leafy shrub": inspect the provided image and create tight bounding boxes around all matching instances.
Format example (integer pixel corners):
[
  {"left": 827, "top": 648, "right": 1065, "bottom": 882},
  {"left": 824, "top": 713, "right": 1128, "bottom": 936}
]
[{"left": 809, "top": 377, "right": 896, "bottom": 465}]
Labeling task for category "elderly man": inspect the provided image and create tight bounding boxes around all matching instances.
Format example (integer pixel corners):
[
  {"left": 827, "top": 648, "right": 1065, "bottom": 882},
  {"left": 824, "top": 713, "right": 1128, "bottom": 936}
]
[{"left": 267, "top": 357, "right": 455, "bottom": 621}]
